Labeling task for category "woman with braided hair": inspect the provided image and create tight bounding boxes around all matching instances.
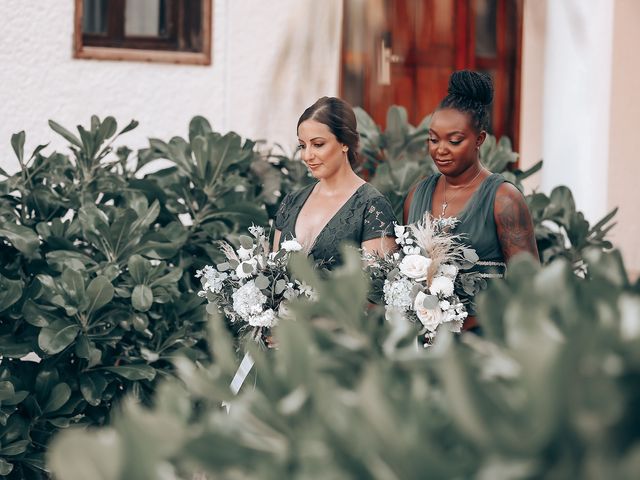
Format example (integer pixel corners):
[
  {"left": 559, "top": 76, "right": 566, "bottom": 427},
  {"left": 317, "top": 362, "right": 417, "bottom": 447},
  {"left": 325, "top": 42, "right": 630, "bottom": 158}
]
[{"left": 404, "top": 70, "right": 538, "bottom": 331}]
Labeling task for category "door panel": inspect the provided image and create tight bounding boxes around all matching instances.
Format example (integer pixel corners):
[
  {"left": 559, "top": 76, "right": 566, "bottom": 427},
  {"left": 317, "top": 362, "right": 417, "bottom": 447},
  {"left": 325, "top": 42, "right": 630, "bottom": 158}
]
[{"left": 341, "top": 0, "right": 523, "bottom": 146}]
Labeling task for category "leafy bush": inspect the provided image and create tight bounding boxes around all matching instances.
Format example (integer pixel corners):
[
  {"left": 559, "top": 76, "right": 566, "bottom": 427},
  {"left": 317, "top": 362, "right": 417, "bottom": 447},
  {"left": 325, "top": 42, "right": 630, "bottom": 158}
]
[
  {"left": 0, "top": 116, "right": 290, "bottom": 478},
  {"left": 47, "top": 247, "right": 640, "bottom": 479}
]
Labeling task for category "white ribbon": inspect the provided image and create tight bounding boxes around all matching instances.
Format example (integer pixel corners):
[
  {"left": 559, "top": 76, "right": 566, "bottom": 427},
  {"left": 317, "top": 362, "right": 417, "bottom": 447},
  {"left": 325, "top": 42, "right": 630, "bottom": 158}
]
[{"left": 222, "top": 352, "right": 255, "bottom": 413}]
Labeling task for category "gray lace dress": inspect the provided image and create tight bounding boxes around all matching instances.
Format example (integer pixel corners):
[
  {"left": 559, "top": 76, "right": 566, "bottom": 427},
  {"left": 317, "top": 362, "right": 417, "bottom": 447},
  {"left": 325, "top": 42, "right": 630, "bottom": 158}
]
[{"left": 274, "top": 182, "right": 397, "bottom": 268}]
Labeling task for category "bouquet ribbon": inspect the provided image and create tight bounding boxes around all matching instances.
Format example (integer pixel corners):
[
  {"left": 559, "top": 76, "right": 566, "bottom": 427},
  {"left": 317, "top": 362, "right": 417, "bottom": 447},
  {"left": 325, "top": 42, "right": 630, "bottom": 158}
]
[{"left": 230, "top": 352, "right": 255, "bottom": 394}]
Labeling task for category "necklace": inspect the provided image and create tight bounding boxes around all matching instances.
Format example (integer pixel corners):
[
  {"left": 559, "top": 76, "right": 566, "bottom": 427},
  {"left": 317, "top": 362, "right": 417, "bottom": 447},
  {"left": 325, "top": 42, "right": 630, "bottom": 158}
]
[{"left": 441, "top": 169, "right": 483, "bottom": 216}]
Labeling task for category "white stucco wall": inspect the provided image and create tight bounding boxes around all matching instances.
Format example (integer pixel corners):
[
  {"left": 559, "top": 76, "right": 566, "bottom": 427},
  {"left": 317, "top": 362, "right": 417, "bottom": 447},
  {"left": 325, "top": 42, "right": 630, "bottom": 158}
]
[
  {"left": 0, "top": 0, "right": 342, "bottom": 174},
  {"left": 540, "top": 0, "right": 614, "bottom": 222}
]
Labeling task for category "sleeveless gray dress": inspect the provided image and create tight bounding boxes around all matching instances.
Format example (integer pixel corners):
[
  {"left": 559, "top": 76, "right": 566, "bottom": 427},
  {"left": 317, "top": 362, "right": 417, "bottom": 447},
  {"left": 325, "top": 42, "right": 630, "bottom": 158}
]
[
  {"left": 274, "top": 182, "right": 396, "bottom": 268},
  {"left": 408, "top": 173, "right": 508, "bottom": 314}
]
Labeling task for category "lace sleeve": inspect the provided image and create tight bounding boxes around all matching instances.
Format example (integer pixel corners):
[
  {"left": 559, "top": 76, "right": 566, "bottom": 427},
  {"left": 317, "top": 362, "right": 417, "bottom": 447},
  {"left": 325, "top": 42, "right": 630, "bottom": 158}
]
[
  {"left": 274, "top": 192, "right": 293, "bottom": 231},
  {"left": 362, "top": 195, "right": 397, "bottom": 242}
]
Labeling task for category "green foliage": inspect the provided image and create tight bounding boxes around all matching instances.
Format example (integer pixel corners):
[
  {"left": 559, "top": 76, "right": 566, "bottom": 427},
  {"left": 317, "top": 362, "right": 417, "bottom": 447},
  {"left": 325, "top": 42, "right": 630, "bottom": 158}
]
[
  {"left": 356, "top": 106, "right": 432, "bottom": 217},
  {"left": 356, "top": 105, "right": 615, "bottom": 267},
  {"left": 0, "top": 116, "right": 288, "bottom": 478},
  {"left": 47, "top": 248, "right": 640, "bottom": 479}
]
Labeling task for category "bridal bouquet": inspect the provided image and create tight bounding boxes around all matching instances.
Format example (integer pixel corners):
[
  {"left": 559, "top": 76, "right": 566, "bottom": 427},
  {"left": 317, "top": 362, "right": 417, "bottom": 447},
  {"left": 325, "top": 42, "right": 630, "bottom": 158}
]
[
  {"left": 365, "top": 215, "right": 478, "bottom": 346},
  {"left": 196, "top": 226, "right": 315, "bottom": 345}
]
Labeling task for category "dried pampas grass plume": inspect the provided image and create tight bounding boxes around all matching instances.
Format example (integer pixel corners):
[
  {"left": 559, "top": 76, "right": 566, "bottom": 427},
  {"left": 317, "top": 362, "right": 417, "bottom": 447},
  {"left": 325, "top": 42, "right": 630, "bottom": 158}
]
[{"left": 410, "top": 213, "right": 466, "bottom": 283}]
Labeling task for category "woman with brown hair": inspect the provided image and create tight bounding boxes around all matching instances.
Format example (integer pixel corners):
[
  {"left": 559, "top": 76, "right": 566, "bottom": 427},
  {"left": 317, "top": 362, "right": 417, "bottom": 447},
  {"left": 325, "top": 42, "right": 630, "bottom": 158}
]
[{"left": 273, "top": 96, "right": 397, "bottom": 267}]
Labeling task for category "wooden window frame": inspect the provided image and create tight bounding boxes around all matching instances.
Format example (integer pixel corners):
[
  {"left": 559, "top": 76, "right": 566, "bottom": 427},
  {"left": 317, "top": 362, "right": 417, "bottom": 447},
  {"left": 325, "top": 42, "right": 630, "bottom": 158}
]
[{"left": 73, "top": 0, "right": 212, "bottom": 65}]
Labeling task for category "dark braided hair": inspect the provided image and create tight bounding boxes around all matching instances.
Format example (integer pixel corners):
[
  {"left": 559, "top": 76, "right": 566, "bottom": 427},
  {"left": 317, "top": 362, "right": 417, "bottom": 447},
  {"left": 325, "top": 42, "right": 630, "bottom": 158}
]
[
  {"left": 297, "top": 96, "right": 362, "bottom": 169},
  {"left": 438, "top": 70, "right": 494, "bottom": 132}
]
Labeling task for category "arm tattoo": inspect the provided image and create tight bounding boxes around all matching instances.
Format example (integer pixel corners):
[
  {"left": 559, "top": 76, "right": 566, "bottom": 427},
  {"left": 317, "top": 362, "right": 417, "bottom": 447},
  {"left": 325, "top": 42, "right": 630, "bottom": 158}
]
[{"left": 494, "top": 186, "right": 539, "bottom": 263}]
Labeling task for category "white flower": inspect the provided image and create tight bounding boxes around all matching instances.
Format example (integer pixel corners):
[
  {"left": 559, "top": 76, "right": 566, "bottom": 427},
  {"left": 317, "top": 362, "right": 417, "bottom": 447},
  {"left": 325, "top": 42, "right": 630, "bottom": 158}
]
[
  {"left": 248, "top": 225, "right": 264, "bottom": 237},
  {"left": 399, "top": 254, "right": 432, "bottom": 280},
  {"left": 232, "top": 280, "right": 267, "bottom": 320},
  {"left": 383, "top": 277, "right": 414, "bottom": 311},
  {"left": 249, "top": 308, "right": 278, "bottom": 327},
  {"left": 281, "top": 239, "right": 303, "bottom": 252},
  {"left": 402, "top": 246, "right": 421, "bottom": 255},
  {"left": 296, "top": 280, "right": 316, "bottom": 300},
  {"left": 392, "top": 252, "right": 401, "bottom": 261},
  {"left": 237, "top": 245, "right": 254, "bottom": 261},
  {"left": 394, "top": 225, "right": 405, "bottom": 237},
  {"left": 236, "top": 258, "right": 258, "bottom": 279},
  {"left": 196, "top": 265, "right": 228, "bottom": 294},
  {"left": 439, "top": 299, "right": 451, "bottom": 311},
  {"left": 429, "top": 276, "right": 454, "bottom": 297},
  {"left": 437, "top": 264, "right": 458, "bottom": 280},
  {"left": 414, "top": 292, "right": 444, "bottom": 332}
]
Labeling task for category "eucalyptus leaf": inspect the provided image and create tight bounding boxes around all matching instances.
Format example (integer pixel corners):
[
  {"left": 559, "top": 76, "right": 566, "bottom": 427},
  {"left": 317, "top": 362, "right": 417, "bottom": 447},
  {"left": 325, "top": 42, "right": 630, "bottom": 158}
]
[
  {"left": 422, "top": 294, "right": 439, "bottom": 309},
  {"left": 239, "top": 235, "right": 254, "bottom": 250},
  {"left": 275, "top": 279, "right": 287, "bottom": 295},
  {"left": 255, "top": 274, "right": 270, "bottom": 290}
]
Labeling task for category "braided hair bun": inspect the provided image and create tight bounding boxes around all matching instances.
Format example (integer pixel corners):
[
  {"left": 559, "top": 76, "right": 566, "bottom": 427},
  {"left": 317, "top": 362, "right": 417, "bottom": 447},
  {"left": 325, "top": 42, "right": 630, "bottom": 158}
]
[{"left": 439, "top": 70, "right": 494, "bottom": 131}]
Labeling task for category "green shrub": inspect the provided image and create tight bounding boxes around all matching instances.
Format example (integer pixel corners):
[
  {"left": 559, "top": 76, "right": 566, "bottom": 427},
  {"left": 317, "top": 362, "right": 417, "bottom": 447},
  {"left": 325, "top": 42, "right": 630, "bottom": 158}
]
[
  {"left": 47, "top": 248, "right": 640, "bottom": 479},
  {"left": 0, "top": 116, "right": 289, "bottom": 478}
]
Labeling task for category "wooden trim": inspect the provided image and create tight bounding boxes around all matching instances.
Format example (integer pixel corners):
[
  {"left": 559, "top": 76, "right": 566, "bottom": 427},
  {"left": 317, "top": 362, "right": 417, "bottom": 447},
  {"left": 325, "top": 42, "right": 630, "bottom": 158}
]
[
  {"left": 75, "top": 46, "right": 211, "bottom": 65},
  {"left": 512, "top": 0, "right": 523, "bottom": 154},
  {"left": 73, "top": 0, "right": 83, "bottom": 59},
  {"left": 73, "top": 0, "right": 212, "bottom": 66},
  {"left": 455, "top": 0, "right": 470, "bottom": 70}
]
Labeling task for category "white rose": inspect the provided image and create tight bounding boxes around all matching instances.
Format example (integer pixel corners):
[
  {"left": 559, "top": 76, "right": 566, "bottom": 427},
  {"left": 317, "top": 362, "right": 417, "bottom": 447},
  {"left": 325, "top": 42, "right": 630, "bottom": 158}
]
[
  {"left": 437, "top": 264, "right": 458, "bottom": 280},
  {"left": 414, "top": 292, "right": 444, "bottom": 332},
  {"left": 237, "top": 245, "right": 253, "bottom": 261},
  {"left": 399, "top": 255, "right": 431, "bottom": 280},
  {"left": 236, "top": 258, "right": 258, "bottom": 279},
  {"left": 429, "top": 276, "right": 454, "bottom": 297},
  {"left": 281, "top": 239, "right": 303, "bottom": 252}
]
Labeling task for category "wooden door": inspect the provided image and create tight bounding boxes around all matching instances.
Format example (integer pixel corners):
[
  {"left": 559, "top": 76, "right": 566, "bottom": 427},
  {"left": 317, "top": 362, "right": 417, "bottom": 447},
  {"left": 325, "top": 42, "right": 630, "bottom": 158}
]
[{"left": 341, "top": 0, "right": 522, "bottom": 146}]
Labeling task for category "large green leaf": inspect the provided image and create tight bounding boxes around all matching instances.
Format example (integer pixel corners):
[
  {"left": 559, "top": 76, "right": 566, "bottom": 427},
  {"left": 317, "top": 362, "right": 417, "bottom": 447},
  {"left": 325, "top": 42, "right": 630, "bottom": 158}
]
[
  {"left": 108, "top": 208, "right": 138, "bottom": 260},
  {"left": 79, "top": 374, "right": 109, "bottom": 407},
  {"left": 48, "top": 119, "right": 82, "bottom": 147},
  {"left": 199, "top": 202, "right": 268, "bottom": 227},
  {"left": 132, "top": 284, "right": 153, "bottom": 312},
  {"left": 0, "top": 222, "right": 40, "bottom": 258},
  {"left": 61, "top": 268, "right": 85, "bottom": 306},
  {"left": 22, "top": 299, "right": 58, "bottom": 327},
  {"left": 85, "top": 275, "right": 114, "bottom": 316},
  {"left": 43, "top": 383, "right": 71, "bottom": 414},
  {"left": 128, "top": 254, "right": 150, "bottom": 285},
  {"left": 0, "top": 458, "right": 13, "bottom": 475},
  {"left": 103, "top": 365, "right": 156, "bottom": 381},
  {"left": 11, "top": 131, "right": 25, "bottom": 163},
  {"left": 38, "top": 319, "right": 80, "bottom": 354},
  {"left": 0, "top": 274, "right": 23, "bottom": 312}
]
